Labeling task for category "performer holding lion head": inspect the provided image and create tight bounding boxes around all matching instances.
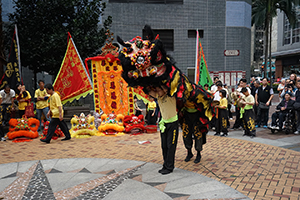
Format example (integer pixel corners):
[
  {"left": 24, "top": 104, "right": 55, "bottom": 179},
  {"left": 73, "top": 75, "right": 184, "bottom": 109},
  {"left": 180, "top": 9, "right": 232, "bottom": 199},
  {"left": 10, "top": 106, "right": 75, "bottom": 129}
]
[{"left": 117, "top": 25, "right": 213, "bottom": 172}]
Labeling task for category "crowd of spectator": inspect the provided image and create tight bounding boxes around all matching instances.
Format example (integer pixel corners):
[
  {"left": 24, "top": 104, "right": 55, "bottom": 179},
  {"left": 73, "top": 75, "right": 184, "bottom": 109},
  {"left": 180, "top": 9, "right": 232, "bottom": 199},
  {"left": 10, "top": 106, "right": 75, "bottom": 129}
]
[
  {"left": 206, "top": 73, "right": 300, "bottom": 137},
  {"left": 0, "top": 80, "right": 51, "bottom": 141}
]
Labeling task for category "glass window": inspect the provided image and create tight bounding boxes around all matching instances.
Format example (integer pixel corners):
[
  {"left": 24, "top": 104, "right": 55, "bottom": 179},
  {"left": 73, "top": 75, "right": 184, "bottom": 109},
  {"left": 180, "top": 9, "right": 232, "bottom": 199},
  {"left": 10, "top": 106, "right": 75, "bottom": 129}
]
[
  {"left": 283, "top": 7, "right": 300, "bottom": 45},
  {"left": 188, "top": 30, "right": 204, "bottom": 38},
  {"left": 187, "top": 68, "right": 195, "bottom": 83},
  {"left": 284, "top": 16, "right": 292, "bottom": 45}
]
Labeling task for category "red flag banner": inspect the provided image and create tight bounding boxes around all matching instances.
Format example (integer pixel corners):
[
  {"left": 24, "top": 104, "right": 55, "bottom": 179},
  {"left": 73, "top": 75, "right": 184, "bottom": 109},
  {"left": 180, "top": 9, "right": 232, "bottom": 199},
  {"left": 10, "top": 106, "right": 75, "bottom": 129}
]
[{"left": 54, "top": 34, "right": 93, "bottom": 103}]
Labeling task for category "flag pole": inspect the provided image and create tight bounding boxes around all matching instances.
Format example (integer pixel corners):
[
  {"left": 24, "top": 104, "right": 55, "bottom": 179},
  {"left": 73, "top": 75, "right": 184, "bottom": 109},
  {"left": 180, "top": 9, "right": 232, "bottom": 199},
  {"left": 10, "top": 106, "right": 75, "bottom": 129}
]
[
  {"left": 194, "top": 29, "right": 199, "bottom": 83},
  {"left": 15, "top": 25, "right": 22, "bottom": 82}
]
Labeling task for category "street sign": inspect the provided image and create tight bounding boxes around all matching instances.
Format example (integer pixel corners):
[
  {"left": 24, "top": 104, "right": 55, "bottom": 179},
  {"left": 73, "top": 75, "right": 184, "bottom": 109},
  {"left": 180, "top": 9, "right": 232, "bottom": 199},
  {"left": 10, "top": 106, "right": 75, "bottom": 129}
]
[{"left": 224, "top": 50, "right": 240, "bottom": 56}]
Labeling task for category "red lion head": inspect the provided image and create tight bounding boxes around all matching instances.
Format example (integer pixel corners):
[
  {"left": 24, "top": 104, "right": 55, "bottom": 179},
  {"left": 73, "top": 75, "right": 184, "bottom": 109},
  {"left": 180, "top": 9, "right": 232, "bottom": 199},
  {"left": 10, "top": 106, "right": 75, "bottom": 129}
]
[{"left": 123, "top": 115, "right": 145, "bottom": 134}]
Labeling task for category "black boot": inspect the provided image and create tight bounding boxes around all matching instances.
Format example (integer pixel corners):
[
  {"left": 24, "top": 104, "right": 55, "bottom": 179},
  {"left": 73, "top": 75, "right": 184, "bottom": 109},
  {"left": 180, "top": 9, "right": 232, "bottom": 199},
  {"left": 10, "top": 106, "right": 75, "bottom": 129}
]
[
  {"left": 194, "top": 151, "right": 201, "bottom": 163},
  {"left": 184, "top": 149, "right": 193, "bottom": 162}
]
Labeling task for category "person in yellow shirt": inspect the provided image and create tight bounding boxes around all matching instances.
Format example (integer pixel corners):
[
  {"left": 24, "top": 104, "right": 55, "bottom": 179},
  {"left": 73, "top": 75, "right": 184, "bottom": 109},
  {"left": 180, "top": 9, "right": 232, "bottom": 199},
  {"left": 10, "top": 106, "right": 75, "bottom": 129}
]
[
  {"left": 40, "top": 84, "right": 71, "bottom": 143},
  {"left": 16, "top": 84, "right": 31, "bottom": 118},
  {"left": 34, "top": 80, "right": 50, "bottom": 131},
  {"left": 147, "top": 86, "right": 178, "bottom": 175},
  {"left": 214, "top": 90, "right": 228, "bottom": 137},
  {"left": 146, "top": 97, "right": 157, "bottom": 125},
  {"left": 240, "top": 87, "right": 256, "bottom": 138}
]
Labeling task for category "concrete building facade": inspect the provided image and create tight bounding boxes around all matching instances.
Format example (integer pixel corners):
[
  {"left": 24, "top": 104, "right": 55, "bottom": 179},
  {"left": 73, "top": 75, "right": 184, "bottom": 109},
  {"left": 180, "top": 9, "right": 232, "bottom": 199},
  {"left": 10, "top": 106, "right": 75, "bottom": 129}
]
[
  {"left": 2, "top": 0, "right": 252, "bottom": 87},
  {"left": 274, "top": 8, "right": 300, "bottom": 78},
  {"left": 103, "top": 0, "right": 252, "bottom": 82}
]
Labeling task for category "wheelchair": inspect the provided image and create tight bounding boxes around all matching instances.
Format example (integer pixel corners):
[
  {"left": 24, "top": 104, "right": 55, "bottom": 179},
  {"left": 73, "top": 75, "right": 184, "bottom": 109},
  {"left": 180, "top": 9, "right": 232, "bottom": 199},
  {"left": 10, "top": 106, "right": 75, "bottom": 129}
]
[{"left": 269, "top": 109, "right": 296, "bottom": 134}]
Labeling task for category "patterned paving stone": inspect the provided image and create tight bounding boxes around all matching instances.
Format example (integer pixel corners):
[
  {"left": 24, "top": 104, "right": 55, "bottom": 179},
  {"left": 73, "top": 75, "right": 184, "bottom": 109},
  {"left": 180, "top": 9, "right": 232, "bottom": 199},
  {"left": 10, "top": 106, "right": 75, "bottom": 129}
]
[
  {"left": 72, "top": 164, "right": 143, "bottom": 200},
  {"left": 0, "top": 159, "right": 249, "bottom": 200},
  {"left": 22, "top": 161, "right": 55, "bottom": 200},
  {"left": 0, "top": 118, "right": 300, "bottom": 199}
]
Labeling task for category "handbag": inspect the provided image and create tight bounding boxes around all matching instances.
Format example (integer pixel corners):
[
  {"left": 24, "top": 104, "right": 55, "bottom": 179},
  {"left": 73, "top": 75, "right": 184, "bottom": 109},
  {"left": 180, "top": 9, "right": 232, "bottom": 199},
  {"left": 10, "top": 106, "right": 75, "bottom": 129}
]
[
  {"left": 25, "top": 102, "right": 35, "bottom": 118},
  {"left": 259, "top": 102, "right": 269, "bottom": 109},
  {"left": 293, "top": 102, "right": 300, "bottom": 110}
]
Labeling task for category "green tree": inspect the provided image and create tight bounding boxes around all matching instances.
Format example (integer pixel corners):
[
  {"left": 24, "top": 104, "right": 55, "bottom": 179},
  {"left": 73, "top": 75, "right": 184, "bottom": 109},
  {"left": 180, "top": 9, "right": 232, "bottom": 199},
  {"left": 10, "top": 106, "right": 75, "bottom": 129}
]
[
  {"left": 252, "top": 0, "right": 300, "bottom": 84},
  {"left": 6, "top": 0, "right": 112, "bottom": 86}
]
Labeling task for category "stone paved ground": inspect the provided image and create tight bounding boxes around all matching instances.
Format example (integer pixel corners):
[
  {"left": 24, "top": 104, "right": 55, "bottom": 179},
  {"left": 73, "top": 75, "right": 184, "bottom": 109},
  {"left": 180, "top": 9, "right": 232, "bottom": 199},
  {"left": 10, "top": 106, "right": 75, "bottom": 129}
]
[{"left": 1, "top": 131, "right": 300, "bottom": 199}]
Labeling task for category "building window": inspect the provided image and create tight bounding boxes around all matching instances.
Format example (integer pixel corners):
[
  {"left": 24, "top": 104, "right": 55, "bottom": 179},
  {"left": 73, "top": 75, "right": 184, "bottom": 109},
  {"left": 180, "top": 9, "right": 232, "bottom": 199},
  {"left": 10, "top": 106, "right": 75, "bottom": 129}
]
[
  {"left": 187, "top": 68, "right": 195, "bottom": 83},
  {"left": 188, "top": 30, "right": 204, "bottom": 38},
  {"left": 109, "top": 0, "right": 183, "bottom": 4},
  {"left": 142, "top": 29, "right": 174, "bottom": 51},
  {"left": 283, "top": 7, "right": 300, "bottom": 45}
]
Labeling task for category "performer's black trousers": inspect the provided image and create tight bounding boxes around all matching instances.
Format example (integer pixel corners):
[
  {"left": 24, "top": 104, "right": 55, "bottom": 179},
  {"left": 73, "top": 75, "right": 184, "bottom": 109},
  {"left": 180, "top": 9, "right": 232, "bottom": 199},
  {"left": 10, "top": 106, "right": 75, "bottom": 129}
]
[
  {"left": 233, "top": 106, "right": 242, "bottom": 128},
  {"left": 147, "top": 110, "right": 157, "bottom": 125},
  {"left": 160, "top": 120, "right": 179, "bottom": 171},
  {"left": 19, "top": 110, "right": 25, "bottom": 118},
  {"left": 242, "top": 109, "right": 256, "bottom": 136},
  {"left": 45, "top": 118, "right": 71, "bottom": 142},
  {"left": 135, "top": 110, "right": 142, "bottom": 116},
  {"left": 182, "top": 111, "right": 206, "bottom": 152},
  {"left": 1, "top": 104, "right": 11, "bottom": 124},
  {"left": 0, "top": 126, "right": 4, "bottom": 138},
  {"left": 216, "top": 109, "right": 228, "bottom": 134}
]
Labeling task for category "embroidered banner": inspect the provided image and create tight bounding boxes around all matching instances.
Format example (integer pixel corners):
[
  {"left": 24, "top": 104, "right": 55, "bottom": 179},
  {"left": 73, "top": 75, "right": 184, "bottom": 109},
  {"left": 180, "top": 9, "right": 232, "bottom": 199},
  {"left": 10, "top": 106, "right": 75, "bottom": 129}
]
[
  {"left": 0, "top": 25, "right": 21, "bottom": 91},
  {"left": 132, "top": 86, "right": 150, "bottom": 104},
  {"left": 86, "top": 43, "right": 134, "bottom": 115},
  {"left": 53, "top": 33, "right": 93, "bottom": 104}
]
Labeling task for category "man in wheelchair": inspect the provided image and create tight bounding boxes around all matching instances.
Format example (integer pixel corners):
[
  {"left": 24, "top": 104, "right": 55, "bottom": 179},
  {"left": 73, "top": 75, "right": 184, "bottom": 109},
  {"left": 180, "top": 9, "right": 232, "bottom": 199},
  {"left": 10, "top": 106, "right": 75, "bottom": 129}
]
[{"left": 269, "top": 92, "right": 295, "bottom": 132}]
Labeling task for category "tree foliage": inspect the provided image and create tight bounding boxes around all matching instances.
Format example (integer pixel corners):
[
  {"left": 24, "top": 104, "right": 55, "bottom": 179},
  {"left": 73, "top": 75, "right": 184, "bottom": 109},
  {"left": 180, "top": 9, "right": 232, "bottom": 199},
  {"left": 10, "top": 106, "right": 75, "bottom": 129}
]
[
  {"left": 252, "top": 0, "right": 300, "bottom": 81},
  {"left": 6, "top": 0, "right": 112, "bottom": 76},
  {"left": 252, "top": 0, "right": 299, "bottom": 28}
]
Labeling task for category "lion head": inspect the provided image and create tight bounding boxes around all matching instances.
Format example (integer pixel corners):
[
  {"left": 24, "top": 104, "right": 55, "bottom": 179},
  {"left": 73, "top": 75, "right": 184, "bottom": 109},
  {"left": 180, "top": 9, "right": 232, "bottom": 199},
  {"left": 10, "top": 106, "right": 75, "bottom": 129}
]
[
  {"left": 117, "top": 25, "right": 173, "bottom": 88},
  {"left": 7, "top": 117, "right": 40, "bottom": 140}
]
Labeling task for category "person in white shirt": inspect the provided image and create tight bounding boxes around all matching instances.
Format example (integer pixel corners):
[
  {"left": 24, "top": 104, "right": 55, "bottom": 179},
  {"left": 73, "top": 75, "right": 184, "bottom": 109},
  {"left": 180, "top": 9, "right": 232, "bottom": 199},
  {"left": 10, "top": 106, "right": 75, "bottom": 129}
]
[
  {"left": 210, "top": 77, "right": 219, "bottom": 94},
  {"left": 236, "top": 78, "right": 251, "bottom": 95},
  {"left": 277, "top": 79, "right": 285, "bottom": 100},
  {"left": 213, "top": 81, "right": 228, "bottom": 101},
  {"left": 232, "top": 78, "right": 250, "bottom": 129},
  {"left": 0, "top": 85, "right": 15, "bottom": 126},
  {"left": 211, "top": 81, "right": 228, "bottom": 130}
]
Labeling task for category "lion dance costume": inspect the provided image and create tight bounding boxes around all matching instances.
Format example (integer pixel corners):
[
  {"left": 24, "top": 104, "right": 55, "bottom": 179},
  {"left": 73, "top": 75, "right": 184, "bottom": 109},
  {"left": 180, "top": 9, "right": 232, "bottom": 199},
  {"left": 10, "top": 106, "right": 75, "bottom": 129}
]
[{"left": 117, "top": 25, "right": 213, "bottom": 165}]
